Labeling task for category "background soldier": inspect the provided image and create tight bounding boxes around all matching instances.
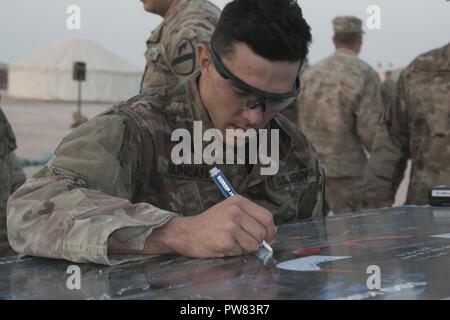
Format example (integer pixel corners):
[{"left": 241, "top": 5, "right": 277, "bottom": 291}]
[
  {"left": 297, "top": 16, "right": 383, "bottom": 214},
  {"left": 381, "top": 70, "right": 397, "bottom": 108},
  {"left": 140, "top": 0, "right": 220, "bottom": 93},
  {"left": 0, "top": 101, "right": 26, "bottom": 257},
  {"left": 7, "top": 0, "right": 326, "bottom": 265},
  {"left": 363, "top": 43, "right": 450, "bottom": 207}
]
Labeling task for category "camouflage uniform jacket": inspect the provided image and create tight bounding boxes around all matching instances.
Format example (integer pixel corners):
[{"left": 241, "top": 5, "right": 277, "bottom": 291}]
[
  {"left": 297, "top": 48, "right": 383, "bottom": 178},
  {"left": 7, "top": 73, "right": 327, "bottom": 265},
  {"left": 363, "top": 43, "right": 450, "bottom": 207},
  {"left": 140, "top": 0, "right": 220, "bottom": 93},
  {"left": 1, "top": 107, "right": 26, "bottom": 256}
]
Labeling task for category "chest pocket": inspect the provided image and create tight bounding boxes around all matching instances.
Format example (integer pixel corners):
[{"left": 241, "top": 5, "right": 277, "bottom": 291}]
[
  {"left": 141, "top": 26, "right": 177, "bottom": 91},
  {"left": 145, "top": 24, "right": 164, "bottom": 62}
]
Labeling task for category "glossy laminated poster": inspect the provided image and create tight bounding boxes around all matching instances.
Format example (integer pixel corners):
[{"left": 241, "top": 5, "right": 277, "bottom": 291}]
[{"left": 1, "top": 206, "right": 450, "bottom": 300}]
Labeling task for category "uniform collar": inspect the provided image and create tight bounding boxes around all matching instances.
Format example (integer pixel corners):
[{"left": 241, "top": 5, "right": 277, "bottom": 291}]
[
  {"left": 147, "top": 21, "right": 164, "bottom": 43},
  {"left": 335, "top": 48, "right": 358, "bottom": 56}
]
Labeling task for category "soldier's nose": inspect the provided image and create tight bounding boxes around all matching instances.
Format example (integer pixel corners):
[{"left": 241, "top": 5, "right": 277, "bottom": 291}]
[{"left": 242, "top": 105, "right": 264, "bottom": 126}]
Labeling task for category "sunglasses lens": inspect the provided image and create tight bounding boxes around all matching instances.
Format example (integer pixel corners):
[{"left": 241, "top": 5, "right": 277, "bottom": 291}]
[
  {"left": 264, "top": 96, "right": 297, "bottom": 113},
  {"left": 244, "top": 95, "right": 297, "bottom": 113}
]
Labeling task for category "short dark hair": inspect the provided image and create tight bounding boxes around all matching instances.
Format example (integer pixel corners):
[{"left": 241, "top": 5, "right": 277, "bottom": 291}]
[
  {"left": 211, "top": 0, "right": 312, "bottom": 62},
  {"left": 334, "top": 32, "right": 361, "bottom": 45}
]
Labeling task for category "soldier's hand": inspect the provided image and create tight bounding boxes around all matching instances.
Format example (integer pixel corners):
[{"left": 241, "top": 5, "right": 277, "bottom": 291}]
[{"left": 161, "top": 195, "right": 277, "bottom": 258}]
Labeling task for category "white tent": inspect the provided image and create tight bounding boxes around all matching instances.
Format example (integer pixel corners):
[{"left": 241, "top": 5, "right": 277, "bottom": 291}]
[{"left": 8, "top": 38, "right": 143, "bottom": 103}]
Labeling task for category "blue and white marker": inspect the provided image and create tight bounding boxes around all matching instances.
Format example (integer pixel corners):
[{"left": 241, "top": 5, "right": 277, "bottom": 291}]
[
  {"left": 210, "top": 167, "right": 237, "bottom": 197},
  {"left": 209, "top": 167, "right": 273, "bottom": 254}
]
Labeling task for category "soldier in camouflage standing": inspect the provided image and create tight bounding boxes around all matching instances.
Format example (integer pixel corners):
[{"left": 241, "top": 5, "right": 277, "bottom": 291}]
[
  {"left": 140, "top": 0, "right": 220, "bottom": 93},
  {"left": 363, "top": 43, "right": 450, "bottom": 207},
  {"left": 7, "top": 0, "right": 326, "bottom": 265},
  {"left": 381, "top": 70, "right": 396, "bottom": 108},
  {"left": 0, "top": 99, "right": 26, "bottom": 257},
  {"left": 297, "top": 16, "right": 383, "bottom": 214}
]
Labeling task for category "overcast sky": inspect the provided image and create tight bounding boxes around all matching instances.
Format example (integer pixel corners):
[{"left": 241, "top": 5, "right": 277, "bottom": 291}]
[{"left": 1, "top": 0, "right": 449, "bottom": 70}]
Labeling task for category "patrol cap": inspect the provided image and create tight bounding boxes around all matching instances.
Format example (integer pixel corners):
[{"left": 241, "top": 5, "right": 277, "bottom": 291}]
[{"left": 333, "top": 16, "right": 364, "bottom": 34}]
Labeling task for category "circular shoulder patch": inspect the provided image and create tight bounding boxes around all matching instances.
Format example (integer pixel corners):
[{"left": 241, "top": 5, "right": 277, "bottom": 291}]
[{"left": 171, "top": 37, "right": 196, "bottom": 76}]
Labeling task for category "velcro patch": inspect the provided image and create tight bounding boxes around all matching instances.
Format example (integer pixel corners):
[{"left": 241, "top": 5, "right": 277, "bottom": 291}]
[
  {"left": 146, "top": 45, "right": 160, "bottom": 63},
  {"left": 270, "top": 168, "right": 317, "bottom": 189},
  {"left": 164, "top": 161, "right": 211, "bottom": 180}
]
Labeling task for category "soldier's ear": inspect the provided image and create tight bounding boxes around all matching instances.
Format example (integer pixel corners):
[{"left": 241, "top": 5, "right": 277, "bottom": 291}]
[{"left": 197, "top": 43, "right": 212, "bottom": 74}]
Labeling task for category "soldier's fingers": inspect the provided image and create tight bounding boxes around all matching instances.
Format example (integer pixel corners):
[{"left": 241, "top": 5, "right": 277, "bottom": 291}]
[
  {"left": 232, "top": 195, "right": 277, "bottom": 240},
  {"left": 238, "top": 211, "right": 271, "bottom": 244},
  {"left": 232, "top": 227, "right": 261, "bottom": 254}
]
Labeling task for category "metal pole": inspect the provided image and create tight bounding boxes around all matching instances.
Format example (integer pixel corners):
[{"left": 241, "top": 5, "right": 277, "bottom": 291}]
[{"left": 77, "top": 80, "right": 82, "bottom": 114}]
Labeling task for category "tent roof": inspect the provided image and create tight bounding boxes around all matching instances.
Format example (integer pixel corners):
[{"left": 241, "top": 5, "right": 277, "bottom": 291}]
[{"left": 11, "top": 38, "right": 140, "bottom": 73}]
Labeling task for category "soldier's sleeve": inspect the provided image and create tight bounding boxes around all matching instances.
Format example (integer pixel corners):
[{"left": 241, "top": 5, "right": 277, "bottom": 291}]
[
  {"left": 354, "top": 70, "right": 384, "bottom": 153},
  {"left": 362, "top": 75, "right": 410, "bottom": 208},
  {"left": 7, "top": 114, "right": 178, "bottom": 265},
  {"left": 8, "top": 152, "right": 26, "bottom": 193},
  {"left": 163, "top": 8, "right": 219, "bottom": 81}
]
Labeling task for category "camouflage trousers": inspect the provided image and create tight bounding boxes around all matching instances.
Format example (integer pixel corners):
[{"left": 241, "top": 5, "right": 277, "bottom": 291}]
[{"left": 326, "top": 177, "right": 363, "bottom": 214}]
